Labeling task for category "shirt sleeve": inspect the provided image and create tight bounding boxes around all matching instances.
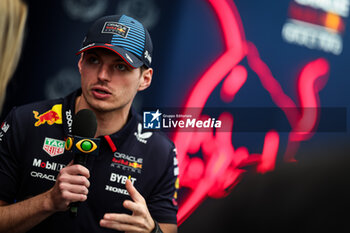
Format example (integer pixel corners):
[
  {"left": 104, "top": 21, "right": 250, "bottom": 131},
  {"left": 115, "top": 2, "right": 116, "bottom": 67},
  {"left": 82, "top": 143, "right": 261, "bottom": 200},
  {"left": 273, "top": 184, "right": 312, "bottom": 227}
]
[
  {"left": 0, "top": 108, "right": 21, "bottom": 203},
  {"left": 147, "top": 144, "right": 179, "bottom": 224}
]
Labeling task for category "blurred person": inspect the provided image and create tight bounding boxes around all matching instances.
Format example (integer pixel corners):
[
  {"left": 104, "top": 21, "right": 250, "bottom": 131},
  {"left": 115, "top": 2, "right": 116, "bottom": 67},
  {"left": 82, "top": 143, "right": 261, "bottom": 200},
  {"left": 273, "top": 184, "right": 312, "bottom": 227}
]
[
  {"left": 0, "top": 14, "right": 178, "bottom": 233},
  {"left": 0, "top": 0, "right": 27, "bottom": 112}
]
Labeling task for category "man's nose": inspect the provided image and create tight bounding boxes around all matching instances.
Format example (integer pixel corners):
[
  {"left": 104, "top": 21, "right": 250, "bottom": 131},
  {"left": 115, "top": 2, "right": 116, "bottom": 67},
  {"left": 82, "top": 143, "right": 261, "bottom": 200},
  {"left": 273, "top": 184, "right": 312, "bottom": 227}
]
[{"left": 97, "top": 64, "right": 111, "bottom": 82}]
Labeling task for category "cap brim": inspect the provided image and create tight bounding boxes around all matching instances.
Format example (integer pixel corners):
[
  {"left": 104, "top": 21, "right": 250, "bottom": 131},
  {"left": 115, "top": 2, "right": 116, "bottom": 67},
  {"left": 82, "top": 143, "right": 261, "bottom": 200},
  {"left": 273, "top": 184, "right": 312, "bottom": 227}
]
[{"left": 76, "top": 43, "right": 143, "bottom": 69}]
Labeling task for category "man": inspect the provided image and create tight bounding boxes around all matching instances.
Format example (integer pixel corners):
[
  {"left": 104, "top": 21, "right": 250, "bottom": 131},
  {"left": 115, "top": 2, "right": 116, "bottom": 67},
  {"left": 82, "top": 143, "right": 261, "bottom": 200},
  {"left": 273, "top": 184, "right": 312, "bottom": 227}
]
[{"left": 0, "top": 15, "right": 178, "bottom": 233}]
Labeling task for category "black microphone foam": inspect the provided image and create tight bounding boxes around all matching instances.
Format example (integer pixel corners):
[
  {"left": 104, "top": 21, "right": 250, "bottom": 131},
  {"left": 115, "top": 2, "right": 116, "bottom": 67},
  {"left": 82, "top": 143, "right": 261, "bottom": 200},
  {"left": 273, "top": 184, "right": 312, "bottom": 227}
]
[{"left": 72, "top": 109, "right": 97, "bottom": 138}]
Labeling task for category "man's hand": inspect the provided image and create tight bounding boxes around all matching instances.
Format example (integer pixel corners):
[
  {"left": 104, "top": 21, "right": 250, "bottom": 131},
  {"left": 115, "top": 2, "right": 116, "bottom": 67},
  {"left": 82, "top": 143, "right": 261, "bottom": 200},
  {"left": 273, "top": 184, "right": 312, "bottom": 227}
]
[
  {"left": 99, "top": 179, "right": 155, "bottom": 233},
  {"left": 47, "top": 161, "right": 90, "bottom": 211},
  {"left": 0, "top": 161, "right": 91, "bottom": 233}
]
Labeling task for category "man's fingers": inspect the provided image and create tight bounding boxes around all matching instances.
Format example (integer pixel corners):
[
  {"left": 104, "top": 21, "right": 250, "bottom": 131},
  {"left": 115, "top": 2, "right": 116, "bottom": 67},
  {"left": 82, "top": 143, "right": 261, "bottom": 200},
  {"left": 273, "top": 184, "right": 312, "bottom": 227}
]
[
  {"left": 125, "top": 179, "right": 144, "bottom": 203},
  {"left": 58, "top": 182, "right": 89, "bottom": 195},
  {"left": 100, "top": 220, "right": 141, "bottom": 232},
  {"left": 63, "top": 164, "right": 90, "bottom": 178},
  {"left": 100, "top": 212, "right": 155, "bottom": 232},
  {"left": 57, "top": 173, "right": 90, "bottom": 187},
  {"left": 100, "top": 213, "right": 141, "bottom": 232},
  {"left": 49, "top": 163, "right": 90, "bottom": 211},
  {"left": 99, "top": 181, "right": 155, "bottom": 232},
  {"left": 103, "top": 213, "right": 135, "bottom": 224},
  {"left": 123, "top": 200, "right": 142, "bottom": 215},
  {"left": 61, "top": 190, "right": 88, "bottom": 202}
]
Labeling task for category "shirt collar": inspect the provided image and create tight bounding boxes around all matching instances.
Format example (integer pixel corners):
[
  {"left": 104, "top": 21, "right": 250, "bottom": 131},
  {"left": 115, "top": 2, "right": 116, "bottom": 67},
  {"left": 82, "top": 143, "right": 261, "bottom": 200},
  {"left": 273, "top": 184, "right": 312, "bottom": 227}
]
[{"left": 62, "top": 88, "right": 139, "bottom": 151}]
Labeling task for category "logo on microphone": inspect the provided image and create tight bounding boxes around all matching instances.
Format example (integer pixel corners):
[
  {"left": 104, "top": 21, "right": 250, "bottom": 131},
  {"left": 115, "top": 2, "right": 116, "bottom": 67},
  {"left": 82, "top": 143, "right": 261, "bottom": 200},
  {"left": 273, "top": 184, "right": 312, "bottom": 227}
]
[
  {"left": 143, "top": 109, "right": 162, "bottom": 129},
  {"left": 75, "top": 138, "right": 98, "bottom": 153}
]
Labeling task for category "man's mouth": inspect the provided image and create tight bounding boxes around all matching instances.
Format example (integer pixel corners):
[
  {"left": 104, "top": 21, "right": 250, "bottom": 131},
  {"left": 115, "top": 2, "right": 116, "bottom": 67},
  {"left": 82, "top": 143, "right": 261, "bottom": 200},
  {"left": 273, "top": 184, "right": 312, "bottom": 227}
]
[
  {"left": 94, "top": 89, "right": 110, "bottom": 94},
  {"left": 92, "top": 87, "right": 112, "bottom": 98}
]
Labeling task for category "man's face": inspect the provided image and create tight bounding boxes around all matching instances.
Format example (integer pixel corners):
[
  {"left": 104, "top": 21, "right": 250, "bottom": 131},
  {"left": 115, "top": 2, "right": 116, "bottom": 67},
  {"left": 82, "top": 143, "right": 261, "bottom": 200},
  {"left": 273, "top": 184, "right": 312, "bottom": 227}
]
[{"left": 78, "top": 48, "right": 151, "bottom": 113}]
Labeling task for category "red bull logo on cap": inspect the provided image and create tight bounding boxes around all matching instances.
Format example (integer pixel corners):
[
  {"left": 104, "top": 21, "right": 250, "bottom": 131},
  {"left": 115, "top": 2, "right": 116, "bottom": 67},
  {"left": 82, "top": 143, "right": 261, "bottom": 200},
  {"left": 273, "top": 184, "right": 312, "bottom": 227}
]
[{"left": 33, "top": 104, "right": 63, "bottom": 127}]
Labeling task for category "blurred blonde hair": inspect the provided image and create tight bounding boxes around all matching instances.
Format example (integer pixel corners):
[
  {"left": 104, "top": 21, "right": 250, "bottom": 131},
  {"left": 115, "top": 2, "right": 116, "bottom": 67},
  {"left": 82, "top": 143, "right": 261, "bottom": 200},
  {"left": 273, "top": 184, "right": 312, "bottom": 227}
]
[{"left": 0, "top": 0, "right": 27, "bottom": 112}]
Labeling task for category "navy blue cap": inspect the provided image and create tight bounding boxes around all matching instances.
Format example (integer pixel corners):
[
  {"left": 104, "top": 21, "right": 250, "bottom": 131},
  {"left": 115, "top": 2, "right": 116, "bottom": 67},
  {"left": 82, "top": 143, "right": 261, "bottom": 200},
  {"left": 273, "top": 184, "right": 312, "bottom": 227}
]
[{"left": 77, "top": 15, "right": 153, "bottom": 68}]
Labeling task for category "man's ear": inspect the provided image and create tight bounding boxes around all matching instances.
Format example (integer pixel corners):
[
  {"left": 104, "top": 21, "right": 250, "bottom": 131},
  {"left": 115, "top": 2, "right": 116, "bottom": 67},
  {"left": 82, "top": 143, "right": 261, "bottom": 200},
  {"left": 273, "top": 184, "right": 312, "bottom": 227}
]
[
  {"left": 138, "top": 68, "right": 153, "bottom": 91},
  {"left": 77, "top": 54, "right": 83, "bottom": 74}
]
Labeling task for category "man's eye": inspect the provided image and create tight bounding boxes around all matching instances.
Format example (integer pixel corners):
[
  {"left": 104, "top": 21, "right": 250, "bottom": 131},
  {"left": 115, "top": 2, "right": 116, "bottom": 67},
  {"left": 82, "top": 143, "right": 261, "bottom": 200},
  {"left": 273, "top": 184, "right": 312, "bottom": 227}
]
[
  {"left": 88, "top": 56, "right": 99, "bottom": 64},
  {"left": 115, "top": 64, "right": 127, "bottom": 71}
]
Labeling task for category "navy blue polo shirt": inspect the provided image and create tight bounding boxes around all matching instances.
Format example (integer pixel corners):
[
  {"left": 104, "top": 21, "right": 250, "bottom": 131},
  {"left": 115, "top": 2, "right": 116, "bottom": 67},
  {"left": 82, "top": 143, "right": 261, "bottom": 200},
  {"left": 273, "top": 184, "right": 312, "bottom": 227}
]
[{"left": 0, "top": 89, "right": 178, "bottom": 232}]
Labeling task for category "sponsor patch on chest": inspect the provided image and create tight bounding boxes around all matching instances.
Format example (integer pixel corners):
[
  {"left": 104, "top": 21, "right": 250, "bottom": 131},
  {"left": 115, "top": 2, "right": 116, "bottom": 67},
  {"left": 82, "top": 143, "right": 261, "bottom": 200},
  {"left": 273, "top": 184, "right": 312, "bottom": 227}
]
[
  {"left": 104, "top": 173, "right": 137, "bottom": 196},
  {"left": 43, "top": 137, "right": 65, "bottom": 157},
  {"left": 110, "top": 151, "right": 143, "bottom": 173}
]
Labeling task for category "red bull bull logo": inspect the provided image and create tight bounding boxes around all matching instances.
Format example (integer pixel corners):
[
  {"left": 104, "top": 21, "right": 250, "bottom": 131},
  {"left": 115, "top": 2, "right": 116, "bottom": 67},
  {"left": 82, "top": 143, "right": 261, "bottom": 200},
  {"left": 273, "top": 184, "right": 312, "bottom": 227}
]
[
  {"left": 33, "top": 104, "right": 63, "bottom": 127},
  {"left": 117, "top": 28, "right": 126, "bottom": 33},
  {"left": 129, "top": 162, "right": 143, "bottom": 169},
  {"left": 174, "top": 0, "right": 331, "bottom": 225}
]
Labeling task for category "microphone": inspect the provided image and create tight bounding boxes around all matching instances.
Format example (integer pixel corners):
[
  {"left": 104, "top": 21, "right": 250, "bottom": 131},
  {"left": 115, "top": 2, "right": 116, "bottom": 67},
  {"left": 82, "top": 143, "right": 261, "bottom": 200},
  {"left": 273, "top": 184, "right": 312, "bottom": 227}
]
[
  {"left": 73, "top": 109, "right": 97, "bottom": 138},
  {"left": 65, "top": 109, "right": 100, "bottom": 216}
]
